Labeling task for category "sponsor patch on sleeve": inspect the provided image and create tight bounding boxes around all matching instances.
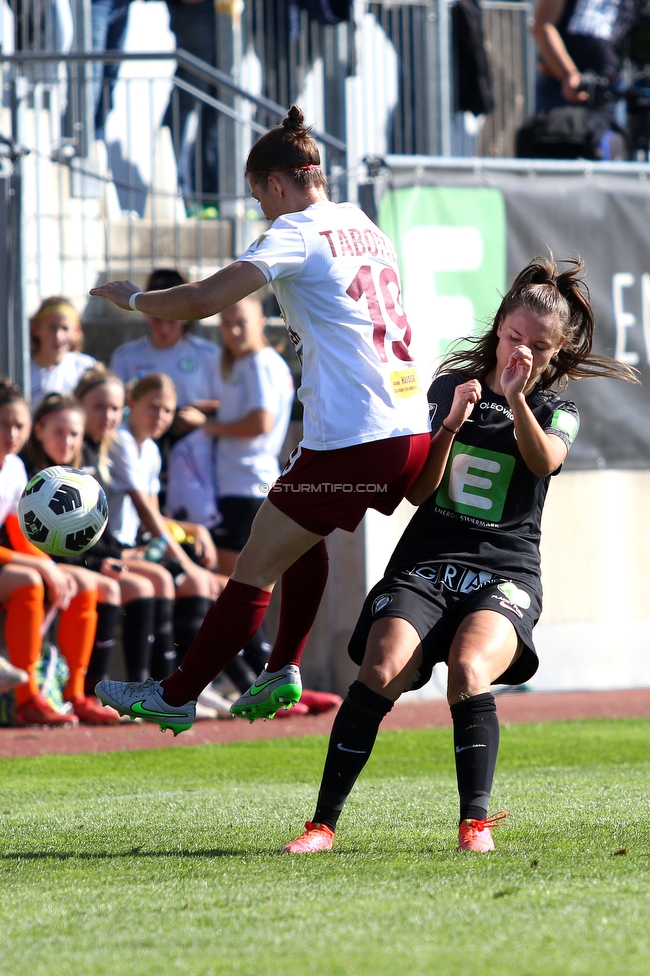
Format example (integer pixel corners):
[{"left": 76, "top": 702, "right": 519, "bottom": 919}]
[
  {"left": 549, "top": 408, "right": 579, "bottom": 444},
  {"left": 391, "top": 369, "right": 422, "bottom": 399}
]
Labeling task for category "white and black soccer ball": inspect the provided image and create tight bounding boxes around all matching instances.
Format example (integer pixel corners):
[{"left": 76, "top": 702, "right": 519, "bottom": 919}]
[{"left": 18, "top": 466, "right": 109, "bottom": 557}]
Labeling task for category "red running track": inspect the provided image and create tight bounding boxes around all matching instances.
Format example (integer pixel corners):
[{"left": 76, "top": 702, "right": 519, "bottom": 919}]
[{"left": 1, "top": 688, "right": 650, "bottom": 759}]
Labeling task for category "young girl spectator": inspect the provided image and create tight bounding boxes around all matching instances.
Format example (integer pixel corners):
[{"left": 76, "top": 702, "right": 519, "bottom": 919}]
[
  {"left": 209, "top": 294, "right": 294, "bottom": 577},
  {"left": 109, "top": 268, "right": 222, "bottom": 529},
  {"left": 22, "top": 394, "right": 122, "bottom": 724},
  {"left": 29, "top": 297, "right": 96, "bottom": 407},
  {"left": 106, "top": 373, "right": 223, "bottom": 679},
  {"left": 75, "top": 366, "right": 217, "bottom": 687},
  {"left": 0, "top": 382, "right": 118, "bottom": 726}
]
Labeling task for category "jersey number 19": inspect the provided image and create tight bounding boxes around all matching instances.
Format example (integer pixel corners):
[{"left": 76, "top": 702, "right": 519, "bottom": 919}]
[{"left": 347, "top": 265, "right": 413, "bottom": 364}]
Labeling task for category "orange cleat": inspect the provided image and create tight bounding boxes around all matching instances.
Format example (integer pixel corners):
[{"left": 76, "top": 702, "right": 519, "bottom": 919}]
[
  {"left": 15, "top": 693, "right": 79, "bottom": 728},
  {"left": 458, "top": 810, "right": 507, "bottom": 852},
  {"left": 69, "top": 695, "right": 121, "bottom": 725},
  {"left": 282, "top": 821, "right": 335, "bottom": 854}
]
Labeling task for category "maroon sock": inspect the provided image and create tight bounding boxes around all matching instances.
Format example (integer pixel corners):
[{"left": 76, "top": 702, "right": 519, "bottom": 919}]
[
  {"left": 266, "top": 540, "right": 329, "bottom": 671},
  {"left": 161, "top": 579, "right": 271, "bottom": 704}
]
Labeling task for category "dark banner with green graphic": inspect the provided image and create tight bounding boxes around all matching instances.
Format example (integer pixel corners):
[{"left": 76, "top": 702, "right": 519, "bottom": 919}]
[{"left": 377, "top": 169, "right": 650, "bottom": 470}]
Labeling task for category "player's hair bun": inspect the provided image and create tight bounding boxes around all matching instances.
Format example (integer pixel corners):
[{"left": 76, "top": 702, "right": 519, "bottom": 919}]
[{"left": 283, "top": 105, "right": 307, "bottom": 133}]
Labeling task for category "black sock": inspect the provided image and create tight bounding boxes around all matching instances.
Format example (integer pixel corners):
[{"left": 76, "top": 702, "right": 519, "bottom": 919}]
[
  {"left": 451, "top": 692, "right": 500, "bottom": 823},
  {"left": 84, "top": 603, "right": 120, "bottom": 696},
  {"left": 173, "top": 596, "right": 212, "bottom": 663},
  {"left": 122, "top": 598, "right": 155, "bottom": 682},
  {"left": 242, "top": 623, "right": 272, "bottom": 675},
  {"left": 312, "top": 680, "right": 394, "bottom": 832},
  {"left": 150, "top": 598, "right": 177, "bottom": 680},
  {"left": 223, "top": 652, "right": 257, "bottom": 694}
]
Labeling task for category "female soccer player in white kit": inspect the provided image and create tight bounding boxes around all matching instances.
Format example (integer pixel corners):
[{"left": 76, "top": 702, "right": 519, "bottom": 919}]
[{"left": 92, "top": 105, "right": 431, "bottom": 734}]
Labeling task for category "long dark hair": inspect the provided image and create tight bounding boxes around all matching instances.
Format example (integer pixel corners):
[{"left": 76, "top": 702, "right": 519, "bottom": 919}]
[
  {"left": 246, "top": 105, "right": 328, "bottom": 193},
  {"left": 25, "top": 393, "right": 84, "bottom": 474},
  {"left": 437, "top": 256, "right": 640, "bottom": 391}
]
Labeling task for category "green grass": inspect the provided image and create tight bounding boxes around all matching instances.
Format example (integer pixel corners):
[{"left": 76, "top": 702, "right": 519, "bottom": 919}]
[{"left": 1, "top": 719, "right": 650, "bottom": 975}]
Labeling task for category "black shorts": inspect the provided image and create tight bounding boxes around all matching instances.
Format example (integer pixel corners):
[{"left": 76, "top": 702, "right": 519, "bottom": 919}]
[
  {"left": 211, "top": 496, "right": 264, "bottom": 553},
  {"left": 348, "top": 561, "right": 541, "bottom": 689}
]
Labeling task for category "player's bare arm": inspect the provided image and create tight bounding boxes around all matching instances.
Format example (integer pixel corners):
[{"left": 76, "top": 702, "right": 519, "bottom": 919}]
[
  {"left": 90, "top": 262, "right": 267, "bottom": 319},
  {"left": 407, "top": 379, "right": 481, "bottom": 506},
  {"left": 533, "top": 0, "right": 587, "bottom": 102}
]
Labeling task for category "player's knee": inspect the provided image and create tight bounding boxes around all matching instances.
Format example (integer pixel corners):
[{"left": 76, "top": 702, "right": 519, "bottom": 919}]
[
  {"left": 447, "top": 655, "right": 488, "bottom": 696},
  {"left": 122, "top": 575, "right": 154, "bottom": 601},
  {"left": 10, "top": 565, "right": 44, "bottom": 592},
  {"left": 98, "top": 576, "right": 121, "bottom": 603}
]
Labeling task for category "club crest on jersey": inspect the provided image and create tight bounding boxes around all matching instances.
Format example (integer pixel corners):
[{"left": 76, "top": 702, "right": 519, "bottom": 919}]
[
  {"left": 372, "top": 594, "right": 393, "bottom": 615},
  {"left": 497, "top": 581, "right": 530, "bottom": 608},
  {"left": 178, "top": 357, "right": 198, "bottom": 373},
  {"left": 492, "top": 580, "right": 531, "bottom": 618}
]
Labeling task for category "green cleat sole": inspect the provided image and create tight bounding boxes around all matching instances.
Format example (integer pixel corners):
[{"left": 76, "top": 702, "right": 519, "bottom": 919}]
[
  {"left": 160, "top": 724, "right": 193, "bottom": 736},
  {"left": 231, "top": 685, "right": 301, "bottom": 722}
]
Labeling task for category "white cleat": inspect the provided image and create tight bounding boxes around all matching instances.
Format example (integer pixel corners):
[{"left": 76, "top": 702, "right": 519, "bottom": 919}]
[{"left": 95, "top": 678, "right": 196, "bottom": 736}]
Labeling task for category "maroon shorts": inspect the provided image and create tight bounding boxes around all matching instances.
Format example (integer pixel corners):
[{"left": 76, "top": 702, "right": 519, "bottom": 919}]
[{"left": 267, "top": 432, "right": 431, "bottom": 535}]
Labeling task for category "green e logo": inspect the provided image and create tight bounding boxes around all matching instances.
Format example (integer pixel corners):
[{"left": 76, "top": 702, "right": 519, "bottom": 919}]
[{"left": 436, "top": 442, "right": 515, "bottom": 522}]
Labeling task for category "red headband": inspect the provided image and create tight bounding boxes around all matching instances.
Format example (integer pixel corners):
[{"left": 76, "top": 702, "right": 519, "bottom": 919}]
[{"left": 246, "top": 164, "right": 322, "bottom": 173}]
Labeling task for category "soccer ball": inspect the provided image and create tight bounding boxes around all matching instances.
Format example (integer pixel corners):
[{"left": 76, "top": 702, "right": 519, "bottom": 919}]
[{"left": 18, "top": 466, "right": 109, "bottom": 557}]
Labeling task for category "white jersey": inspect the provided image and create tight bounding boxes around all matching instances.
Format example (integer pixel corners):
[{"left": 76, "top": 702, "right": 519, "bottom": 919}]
[
  {"left": 30, "top": 352, "right": 96, "bottom": 407},
  {"left": 0, "top": 454, "right": 28, "bottom": 526},
  {"left": 238, "top": 200, "right": 430, "bottom": 451},
  {"left": 110, "top": 333, "right": 222, "bottom": 406},
  {"left": 165, "top": 428, "right": 219, "bottom": 528},
  {"left": 216, "top": 346, "right": 294, "bottom": 498},
  {"left": 106, "top": 425, "right": 162, "bottom": 546}
]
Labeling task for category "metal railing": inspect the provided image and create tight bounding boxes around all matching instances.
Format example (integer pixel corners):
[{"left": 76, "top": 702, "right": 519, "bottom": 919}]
[
  {"left": 0, "top": 0, "right": 536, "bottom": 389},
  {"left": 479, "top": 1, "right": 536, "bottom": 158}
]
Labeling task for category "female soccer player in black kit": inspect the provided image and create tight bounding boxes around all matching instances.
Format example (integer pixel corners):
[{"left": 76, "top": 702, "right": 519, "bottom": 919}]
[{"left": 283, "top": 256, "right": 639, "bottom": 855}]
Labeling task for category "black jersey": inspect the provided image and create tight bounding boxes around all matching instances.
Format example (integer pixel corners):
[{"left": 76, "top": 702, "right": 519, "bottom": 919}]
[{"left": 386, "top": 373, "right": 580, "bottom": 584}]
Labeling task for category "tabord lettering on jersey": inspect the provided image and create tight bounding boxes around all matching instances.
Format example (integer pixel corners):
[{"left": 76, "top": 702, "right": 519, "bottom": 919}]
[{"left": 319, "top": 228, "right": 397, "bottom": 265}]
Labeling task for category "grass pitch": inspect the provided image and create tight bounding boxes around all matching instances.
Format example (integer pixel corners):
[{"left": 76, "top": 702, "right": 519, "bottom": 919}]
[{"left": 1, "top": 719, "right": 649, "bottom": 976}]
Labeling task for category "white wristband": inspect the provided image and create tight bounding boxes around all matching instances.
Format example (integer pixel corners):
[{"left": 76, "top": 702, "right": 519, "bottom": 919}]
[{"left": 128, "top": 291, "right": 143, "bottom": 311}]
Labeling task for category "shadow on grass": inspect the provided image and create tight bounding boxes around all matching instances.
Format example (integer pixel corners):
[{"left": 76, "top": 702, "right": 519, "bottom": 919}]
[
  {"left": 0, "top": 845, "right": 450, "bottom": 860},
  {"left": 0, "top": 848, "right": 282, "bottom": 860}
]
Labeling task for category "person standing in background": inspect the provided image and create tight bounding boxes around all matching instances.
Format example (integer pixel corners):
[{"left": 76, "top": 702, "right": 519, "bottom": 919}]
[
  {"left": 91, "top": 0, "right": 133, "bottom": 138},
  {"left": 162, "top": 0, "right": 220, "bottom": 211},
  {"left": 533, "top": 0, "right": 636, "bottom": 111}
]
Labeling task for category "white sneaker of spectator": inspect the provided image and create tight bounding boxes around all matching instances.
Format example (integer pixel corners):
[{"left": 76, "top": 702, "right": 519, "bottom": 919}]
[
  {"left": 0, "top": 657, "right": 29, "bottom": 694},
  {"left": 198, "top": 685, "right": 235, "bottom": 719}
]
